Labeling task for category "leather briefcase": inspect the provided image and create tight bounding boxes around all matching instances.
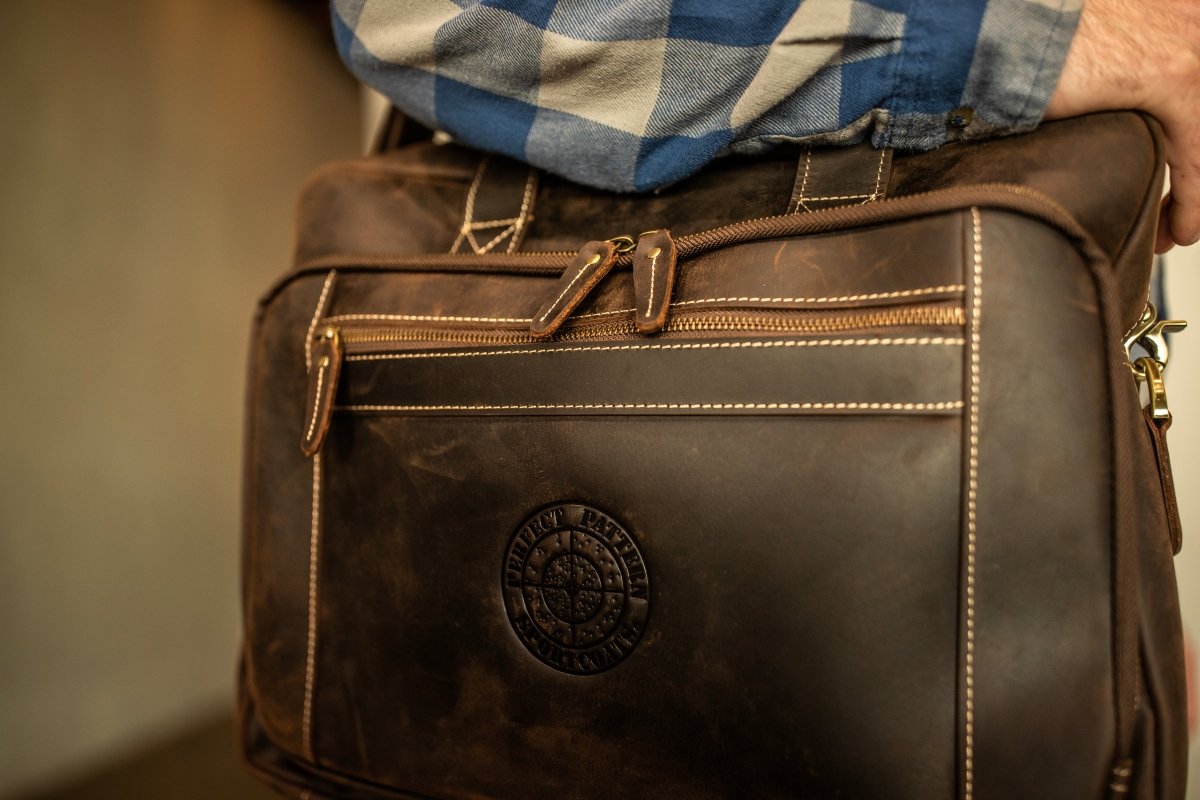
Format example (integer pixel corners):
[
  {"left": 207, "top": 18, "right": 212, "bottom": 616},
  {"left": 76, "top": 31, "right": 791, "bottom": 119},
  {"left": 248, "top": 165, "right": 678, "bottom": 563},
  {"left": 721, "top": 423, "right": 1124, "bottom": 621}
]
[{"left": 239, "top": 111, "right": 1188, "bottom": 799}]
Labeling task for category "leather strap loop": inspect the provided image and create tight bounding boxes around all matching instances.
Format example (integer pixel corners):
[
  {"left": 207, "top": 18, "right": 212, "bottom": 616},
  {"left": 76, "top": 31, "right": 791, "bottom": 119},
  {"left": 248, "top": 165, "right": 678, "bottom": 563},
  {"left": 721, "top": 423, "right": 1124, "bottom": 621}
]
[
  {"left": 789, "top": 143, "right": 893, "bottom": 213},
  {"left": 450, "top": 155, "right": 540, "bottom": 255}
]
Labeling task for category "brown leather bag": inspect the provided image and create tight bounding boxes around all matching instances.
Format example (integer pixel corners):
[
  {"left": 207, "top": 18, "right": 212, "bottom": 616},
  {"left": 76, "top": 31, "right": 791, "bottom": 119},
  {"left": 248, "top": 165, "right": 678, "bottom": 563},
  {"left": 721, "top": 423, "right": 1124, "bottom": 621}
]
[{"left": 239, "top": 111, "right": 1188, "bottom": 799}]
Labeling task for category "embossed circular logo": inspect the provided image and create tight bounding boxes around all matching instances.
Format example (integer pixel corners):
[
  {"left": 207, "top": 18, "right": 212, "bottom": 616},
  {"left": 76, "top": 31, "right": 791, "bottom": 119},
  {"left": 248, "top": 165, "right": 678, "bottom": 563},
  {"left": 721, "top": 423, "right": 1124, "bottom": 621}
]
[{"left": 502, "top": 503, "right": 650, "bottom": 675}]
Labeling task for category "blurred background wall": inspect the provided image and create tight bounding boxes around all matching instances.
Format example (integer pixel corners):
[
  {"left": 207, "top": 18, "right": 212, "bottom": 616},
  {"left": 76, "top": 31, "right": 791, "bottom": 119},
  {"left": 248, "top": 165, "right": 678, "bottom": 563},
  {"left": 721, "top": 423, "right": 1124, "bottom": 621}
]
[
  {"left": 0, "top": 1, "right": 358, "bottom": 796},
  {"left": 1166, "top": 245, "right": 1199, "bottom": 800},
  {"left": 0, "top": 1, "right": 1196, "bottom": 798}
]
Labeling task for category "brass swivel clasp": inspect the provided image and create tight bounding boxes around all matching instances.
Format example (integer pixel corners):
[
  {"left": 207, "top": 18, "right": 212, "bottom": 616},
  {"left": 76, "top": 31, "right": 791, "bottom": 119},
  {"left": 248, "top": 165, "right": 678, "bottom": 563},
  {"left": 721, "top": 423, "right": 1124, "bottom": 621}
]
[{"left": 1124, "top": 303, "right": 1187, "bottom": 423}]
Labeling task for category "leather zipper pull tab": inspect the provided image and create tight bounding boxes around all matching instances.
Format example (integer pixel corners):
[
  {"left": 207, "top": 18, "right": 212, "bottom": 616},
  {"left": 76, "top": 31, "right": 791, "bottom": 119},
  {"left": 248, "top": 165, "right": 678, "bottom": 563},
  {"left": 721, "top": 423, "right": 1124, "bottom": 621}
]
[
  {"left": 301, "top": 326, "right": 343, "bottom": 457},
  {"left": 632, "top": 229, "right": 677, "bottom": 334},
  {"left": 531, "top": 240, "right": 619, "bottom": 338},
  {"left": 1137, "top": 356, "right": 1183, "bottom": 553},
  {"left": 1144, "top": 408, "right": 1184, "bottom": 554}
]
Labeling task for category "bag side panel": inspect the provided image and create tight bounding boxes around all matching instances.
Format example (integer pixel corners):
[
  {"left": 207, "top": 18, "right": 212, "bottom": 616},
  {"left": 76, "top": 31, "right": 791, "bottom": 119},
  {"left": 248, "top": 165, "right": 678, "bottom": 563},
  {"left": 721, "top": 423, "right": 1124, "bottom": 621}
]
[
  {"left": 243, "top": 273, "right": 341, "bottom": 758},
  {"left": 969, "top": 211, "right": 1115, "bottom": 797}
]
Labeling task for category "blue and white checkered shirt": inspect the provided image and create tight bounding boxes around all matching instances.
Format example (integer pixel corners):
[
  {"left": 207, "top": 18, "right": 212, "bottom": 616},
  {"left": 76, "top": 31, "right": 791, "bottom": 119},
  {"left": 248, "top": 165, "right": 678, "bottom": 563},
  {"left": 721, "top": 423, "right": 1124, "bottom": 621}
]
[{"left": 333, "top": 0, "right": 1081, "bottom": 192}]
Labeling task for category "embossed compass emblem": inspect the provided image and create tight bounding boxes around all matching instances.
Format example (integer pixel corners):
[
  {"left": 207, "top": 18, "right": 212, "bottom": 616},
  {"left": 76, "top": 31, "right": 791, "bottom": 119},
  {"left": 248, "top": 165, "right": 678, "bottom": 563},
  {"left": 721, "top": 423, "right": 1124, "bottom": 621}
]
[{"left": 503, "top": 503, "right": 650, "bottom": 675}]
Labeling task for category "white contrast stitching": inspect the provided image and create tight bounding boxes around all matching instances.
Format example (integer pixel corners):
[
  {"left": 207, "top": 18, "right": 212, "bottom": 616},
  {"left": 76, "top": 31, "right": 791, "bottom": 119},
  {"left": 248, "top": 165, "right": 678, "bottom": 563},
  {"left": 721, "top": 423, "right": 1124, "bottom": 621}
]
[
  {"left": 538, "top": 257, "right": 597, "bottom": 324},
  {"left": 669, "top": 286, "right": 965, "bottom": 308},
  {"left": 793, "top": 148, "right": 887, "bottom": 210},
  {"left": 801, "top": 193, "right": 878, "bottom": 201},
  {"left": 475, "top": 222, "right": 517, "bottom": 255},
  {"left": 337, "top": 401, "right": 965, "bottom": 413},
  {"left": 302, "top": 455, "right": 321, "bottom": 762},
  {"left": 452, "top": 158, "right": 534, "bottom": 255},
  {"left": 645, "top": 247, "right": 661, "bottom": 317},
  {"left": 345, "top": 337, "right": 965, "bottom": 363},
  {"left": 304, "top": 357, "right": 329, "bottom": 443},
  {"left": 870, "top": 148, "right": 886, "bottom": 201},
  {"left": 322, "top": 286, "right": 967, "bottom": 328},
  {"left": 451, "top": 157, "right": 488, "bottom": 254},
  {"left": 1120, "top": 296, "right": 1152, "bottom": 342},
  {"left": 795, "top": 149, "right": 813, "bottom": 212},
  {"left": 571, "top": 285, "right": 967, "bottom": 321},
  {"left": 326, "top": 312, "right": 531, "bottom": 325},
  {"left": 465, "top": 217, "right": 519, "bottom": 229},
  {"left": 304, "top": 271, "right": 337, "bottom": 371},
  {"left": 507, "top": 169, "right": 537, "bottom": 254},
  {"left": 964, "top": 207, "right": 983, "bottom": 800}
]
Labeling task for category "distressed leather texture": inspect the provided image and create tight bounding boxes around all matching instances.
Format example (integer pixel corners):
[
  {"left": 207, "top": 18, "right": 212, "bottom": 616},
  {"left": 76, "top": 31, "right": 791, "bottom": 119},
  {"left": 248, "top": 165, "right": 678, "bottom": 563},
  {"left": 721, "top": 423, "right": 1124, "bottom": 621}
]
[{"left": 241, "top": 112, "right": 1187, "bottom": 799}]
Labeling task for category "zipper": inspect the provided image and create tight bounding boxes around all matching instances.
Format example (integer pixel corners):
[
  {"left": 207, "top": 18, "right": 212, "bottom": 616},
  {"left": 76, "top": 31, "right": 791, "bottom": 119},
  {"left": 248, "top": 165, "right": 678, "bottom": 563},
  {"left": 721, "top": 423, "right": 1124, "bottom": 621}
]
[
  {"left": 301, "top": 301, "right": 963, "bottom": 455},
  {"left": 336, "top": 303, "right": 964, "bottom": 350},
  {"left": 288, "top": 184, "right": 1107, "bottom": 283}
]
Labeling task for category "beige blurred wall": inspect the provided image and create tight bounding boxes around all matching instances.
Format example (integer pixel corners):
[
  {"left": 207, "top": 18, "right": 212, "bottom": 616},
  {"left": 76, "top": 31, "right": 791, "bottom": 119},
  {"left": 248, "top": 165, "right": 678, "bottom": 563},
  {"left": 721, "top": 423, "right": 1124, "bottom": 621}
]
[
  {"left": 1163, "top": 247, "right": 1200, "bottom": 800},
  {"left": 0, "top": 1, "right": 359, "bottom": 795}
]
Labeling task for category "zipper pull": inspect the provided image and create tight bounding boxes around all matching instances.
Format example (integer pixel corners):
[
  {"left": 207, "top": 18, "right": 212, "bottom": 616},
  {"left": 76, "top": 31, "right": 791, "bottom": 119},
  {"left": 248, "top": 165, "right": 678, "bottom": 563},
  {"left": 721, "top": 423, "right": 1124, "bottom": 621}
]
[
  {"left": 531, "top": 239, "right": 621, "bottom": 338},
  {"left": 1137, "top": 356, "right": 1184, "bottom": 554},
  {"left": 632, "top": 229, "right": 677, "bottom": 334},
  {"left": 1126, "top": 303, "right": 1188, "bottom": 554},
  {"left": 301, "top": 326, "right": 343, "bottom": 457}
]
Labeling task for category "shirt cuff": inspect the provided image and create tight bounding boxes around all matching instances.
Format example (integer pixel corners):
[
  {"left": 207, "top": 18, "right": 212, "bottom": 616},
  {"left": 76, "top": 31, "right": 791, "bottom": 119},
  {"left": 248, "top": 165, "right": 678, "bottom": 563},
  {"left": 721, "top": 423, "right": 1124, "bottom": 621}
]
[{"left": 882, "top": 0, "right": 1082, "bottom": 151}]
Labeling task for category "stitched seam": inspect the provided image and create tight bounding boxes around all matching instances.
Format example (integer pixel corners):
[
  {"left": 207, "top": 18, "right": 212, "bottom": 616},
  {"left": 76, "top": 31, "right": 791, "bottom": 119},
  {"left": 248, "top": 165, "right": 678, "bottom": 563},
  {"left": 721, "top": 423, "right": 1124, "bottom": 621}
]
[
  {"left": 322, "top": 286, "right": 968, "bottom": 328},
  {"left": 327, "top": 312, "right": 530, "bottom": 325},
  {"left": 802, "top": 193, "right": 877, "bottom": 201},
  {"left": 304, "top": 357, "right": 329, "bottom": 442},
  {"left": 475, "top": 222, "right": 516, "bottom": 255},
  {"left": 464, "top": 227, "right": 482, "bottom": 255},
  {"left": 539, "top": 261, "right": 593, "bottom": 324},
  {"left": 507, "top": 169, "right": 537, "bottom": 254},
  {"left": 574, "top": 285, "right": 968, "bottom": 320},
  {"left": 451, "top": 157, "right": 489, "bottom": 254},
  {"left": 964, "top": 207, "right": 983, "bottom": 800},
  {"left": 666, "top": 285, "right": 964, "bottom": 307},
  {"left": 302, "top": 456, "right": 321, "bottom": 762},
  {"left": 345, "top": 337, "right": 966, "bottom": 362},
  {"left": 645, "top": 250, "right": 660, "bottom": 317},
  {"left": 796, "top": 149, "right": 813, "bottom": 212},
  {"left": 1120, "top": 302, "right": 1150, "bottom": 343},
  {"left": 870, "top": 148, "right": 886, "bottom": 201},
  {"left": 337, "top": 401, "right": 965, "bottom": 412},
  {"left": 466, "top": 217, "right": 519, "bottom": 229},
  {"left": 304, "top": 271, "right": 337, "bottom": 371}
]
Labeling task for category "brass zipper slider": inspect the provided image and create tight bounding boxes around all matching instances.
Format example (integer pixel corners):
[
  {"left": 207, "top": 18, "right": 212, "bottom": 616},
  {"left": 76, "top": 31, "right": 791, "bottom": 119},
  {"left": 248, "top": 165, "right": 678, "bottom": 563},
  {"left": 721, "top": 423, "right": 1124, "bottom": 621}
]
[
  {"left": 632, "top": 229, "right": 677, "bottom": 334},
  {"left": 530, "top": 240, "right": 620, "bottom": 338},
  {"left": 301, "top": 326, "right": 343, "bottom": 457}
]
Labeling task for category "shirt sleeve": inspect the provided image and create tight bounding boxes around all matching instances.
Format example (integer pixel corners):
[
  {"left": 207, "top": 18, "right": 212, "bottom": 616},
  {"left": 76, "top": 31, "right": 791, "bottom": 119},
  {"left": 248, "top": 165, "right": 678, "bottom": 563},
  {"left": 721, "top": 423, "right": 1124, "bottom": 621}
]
[{"left": 332, "top": 0, "right": 1082, "bottom": 193}]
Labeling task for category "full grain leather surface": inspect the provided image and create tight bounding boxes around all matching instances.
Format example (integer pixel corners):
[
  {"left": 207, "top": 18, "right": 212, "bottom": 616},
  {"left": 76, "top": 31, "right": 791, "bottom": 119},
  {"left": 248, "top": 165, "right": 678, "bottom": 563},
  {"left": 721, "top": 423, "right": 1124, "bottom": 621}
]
[
  {"left": 336, "top": 335, "right": 964, "bottom": 412},
  {"left": 243, "top": 112, "right": 1187, "bottom": 799}
]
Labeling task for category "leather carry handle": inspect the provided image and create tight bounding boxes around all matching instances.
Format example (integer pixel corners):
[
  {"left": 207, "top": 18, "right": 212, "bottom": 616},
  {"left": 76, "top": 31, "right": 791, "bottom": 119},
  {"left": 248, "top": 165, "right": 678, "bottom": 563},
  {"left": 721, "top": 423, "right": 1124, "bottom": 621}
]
[{"left": 371, "top": 108, "right": 540, "bottom": 255}]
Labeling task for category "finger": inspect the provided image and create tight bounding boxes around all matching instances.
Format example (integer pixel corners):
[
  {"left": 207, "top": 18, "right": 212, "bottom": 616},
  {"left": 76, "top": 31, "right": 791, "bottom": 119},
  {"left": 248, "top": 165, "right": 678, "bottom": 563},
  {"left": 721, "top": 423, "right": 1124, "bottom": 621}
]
[
  {"left": 1160, "top": 110, "right": 1200, "bottom": 247},
  {"left": 1155, "top": 195, "right": 1174, "bottom": 254},
  {"left": 1167, "top": 167, "right": 1200, "bottom": 248}
]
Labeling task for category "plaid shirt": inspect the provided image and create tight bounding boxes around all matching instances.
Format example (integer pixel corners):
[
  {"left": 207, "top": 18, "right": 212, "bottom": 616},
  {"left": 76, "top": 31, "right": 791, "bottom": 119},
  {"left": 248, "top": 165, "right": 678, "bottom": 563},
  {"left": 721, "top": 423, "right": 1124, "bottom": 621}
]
[{"left": 333, "top": 0, "right": 1081, "bottom": 192}]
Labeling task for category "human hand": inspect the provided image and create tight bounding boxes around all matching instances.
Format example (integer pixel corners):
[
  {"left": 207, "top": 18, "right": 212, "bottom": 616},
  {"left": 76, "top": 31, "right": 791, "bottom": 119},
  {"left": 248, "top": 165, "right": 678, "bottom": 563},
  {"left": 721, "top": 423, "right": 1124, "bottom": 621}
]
[{"left": 1045, "top": 0, "right": 1200, "bottom": 252}]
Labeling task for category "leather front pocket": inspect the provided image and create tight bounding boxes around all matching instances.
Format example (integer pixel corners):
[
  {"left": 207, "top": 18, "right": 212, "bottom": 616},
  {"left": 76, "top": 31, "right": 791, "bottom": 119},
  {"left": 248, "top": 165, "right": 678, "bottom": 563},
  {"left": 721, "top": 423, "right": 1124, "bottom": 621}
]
[{"left": 301, "top": 317, "right": 967, "bottom": 799}]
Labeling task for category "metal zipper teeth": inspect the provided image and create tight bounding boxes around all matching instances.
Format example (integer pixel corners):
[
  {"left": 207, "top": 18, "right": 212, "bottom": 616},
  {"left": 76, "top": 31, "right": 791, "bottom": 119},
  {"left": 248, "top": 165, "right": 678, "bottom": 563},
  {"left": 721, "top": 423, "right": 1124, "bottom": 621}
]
[
  {"left": 289, "top": 184, "right": 1104, "bottom": 279},
  {"left": 338, "top": 305, "right": 965, "bottom": 349}
]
